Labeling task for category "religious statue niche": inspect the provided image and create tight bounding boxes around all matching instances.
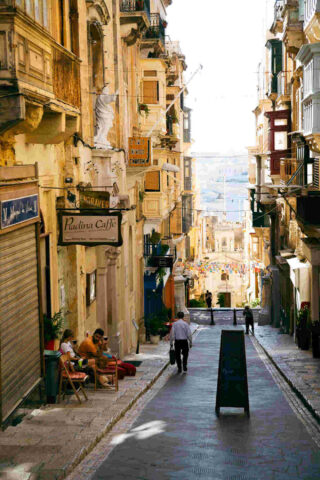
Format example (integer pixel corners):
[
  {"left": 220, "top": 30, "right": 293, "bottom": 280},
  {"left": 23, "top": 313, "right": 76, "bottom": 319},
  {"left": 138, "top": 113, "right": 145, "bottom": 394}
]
[{"left": 94, "top": 85, "right": 119, "bottom": 149}]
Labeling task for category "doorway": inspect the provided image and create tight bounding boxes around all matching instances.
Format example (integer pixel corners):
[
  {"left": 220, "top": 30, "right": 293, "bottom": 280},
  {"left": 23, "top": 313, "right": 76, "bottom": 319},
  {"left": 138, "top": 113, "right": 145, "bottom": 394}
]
[{"left": 219, "top": 292, "right": 231, "bottom": 308}]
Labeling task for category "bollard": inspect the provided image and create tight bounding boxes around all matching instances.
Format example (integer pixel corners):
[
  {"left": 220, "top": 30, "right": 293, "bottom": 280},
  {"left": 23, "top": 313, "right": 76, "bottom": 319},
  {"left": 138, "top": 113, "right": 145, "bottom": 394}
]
[
  {"left": 210, "top": 308, "right": 215, "bottom": 325},
  {"left": 233, "top": 308, "right": 237, "bottom": 326}
]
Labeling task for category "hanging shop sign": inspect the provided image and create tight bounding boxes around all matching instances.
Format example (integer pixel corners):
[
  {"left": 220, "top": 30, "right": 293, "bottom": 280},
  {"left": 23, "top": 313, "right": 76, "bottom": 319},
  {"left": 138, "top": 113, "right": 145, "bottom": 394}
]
[
  {"left": 79, "top": 190, "right": 110, "bottom": 209},
  {"left": 0, "top": 194, "right": 39, "bottom": 230},
  {"left": 128, "top": 137, "right": 151, "bottom": 167},
  {"left": 149, "top": 256, "right": 174, "bottom": 268},
  {"left": 58, "top": 211, "right": 122, "bottom": 246}
]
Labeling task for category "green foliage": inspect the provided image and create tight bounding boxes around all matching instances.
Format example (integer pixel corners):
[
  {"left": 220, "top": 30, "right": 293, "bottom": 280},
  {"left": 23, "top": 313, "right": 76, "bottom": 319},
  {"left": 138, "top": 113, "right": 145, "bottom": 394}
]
[
  {"left": 138, "top": 103, "right": 150, "bottom": 116},
  {"left": 156, "top": 267, "right": 166, "bottom": 283},
  {"left": 150, "top": 231, "right": 161, "bottom": 244},
  {"left": 160, "top": 244, "right": 170, "bottom": 255},
  {"left": 189, "top": 298, "right": 206, "bottom": 308},
  {"left": 217, "top": 293, "right": 225, "bottom": 308},
  {"left": 43, "top": 310, "right": 65, "bottom": 342},
  {"left": 139, "top": 189, "right": 146, "bottom": 203},
  {"left": 297, "top": 306, "right": 311, "bottom": 330},
  {"left": 250, "top": 298, "right": 261, "bottom": 308},
  {"left": 146, "top": 308, "right": 169, "bottom": 336}
]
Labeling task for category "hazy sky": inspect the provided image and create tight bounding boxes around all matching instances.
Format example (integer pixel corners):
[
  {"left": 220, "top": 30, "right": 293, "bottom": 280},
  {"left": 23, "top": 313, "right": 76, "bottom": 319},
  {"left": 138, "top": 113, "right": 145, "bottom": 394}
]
[{"left": 166, "top": 0, "right": 273, "bottom": 154}]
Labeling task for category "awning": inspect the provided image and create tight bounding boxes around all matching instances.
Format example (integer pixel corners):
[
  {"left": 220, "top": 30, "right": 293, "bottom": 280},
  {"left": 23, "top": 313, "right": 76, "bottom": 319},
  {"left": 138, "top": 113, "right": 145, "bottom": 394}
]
[
  {"left": 287, "top": 257, "right": 309, "bottom": 285},
  {"left": 162, "top": 163, "right": 180, "bottom": 173}
]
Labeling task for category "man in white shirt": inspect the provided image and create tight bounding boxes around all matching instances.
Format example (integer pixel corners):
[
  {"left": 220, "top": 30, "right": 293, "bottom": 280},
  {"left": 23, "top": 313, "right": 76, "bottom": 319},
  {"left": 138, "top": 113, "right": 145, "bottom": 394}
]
[{"left": 170, "top": 311, "right": 192, "bottom": 374}]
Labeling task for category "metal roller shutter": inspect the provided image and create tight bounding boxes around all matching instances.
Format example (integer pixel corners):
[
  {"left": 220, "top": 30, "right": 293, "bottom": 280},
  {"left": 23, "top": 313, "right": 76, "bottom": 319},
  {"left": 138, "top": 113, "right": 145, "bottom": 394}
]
[{"left": 0, "top": 224, "right": 41, "bottom": 422}]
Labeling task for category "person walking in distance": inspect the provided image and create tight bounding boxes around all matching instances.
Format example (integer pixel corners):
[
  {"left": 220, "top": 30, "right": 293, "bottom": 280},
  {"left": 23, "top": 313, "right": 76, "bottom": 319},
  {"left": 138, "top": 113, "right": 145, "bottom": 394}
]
[
  {"left": 243, "top": 305, "right": 254, "bottom": 335},
  {"left": 205, "top": 290, "right": 212, "bottom": 309},
  {"left": 170, "top": 311, "right": 192, "bottom": 374}
]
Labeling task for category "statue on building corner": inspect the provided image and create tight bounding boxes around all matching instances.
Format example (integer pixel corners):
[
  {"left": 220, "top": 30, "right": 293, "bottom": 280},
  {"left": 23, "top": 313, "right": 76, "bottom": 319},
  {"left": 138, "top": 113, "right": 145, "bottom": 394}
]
[{"left": 94, "top": 84, "right": 119, "bottom": 150}]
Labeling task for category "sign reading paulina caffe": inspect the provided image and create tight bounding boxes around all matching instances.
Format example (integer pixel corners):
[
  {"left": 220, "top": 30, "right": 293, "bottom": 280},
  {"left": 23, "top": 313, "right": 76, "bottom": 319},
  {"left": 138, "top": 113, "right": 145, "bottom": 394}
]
[{"left": 58, "top": 211, "right": 122, "bottom": 246}]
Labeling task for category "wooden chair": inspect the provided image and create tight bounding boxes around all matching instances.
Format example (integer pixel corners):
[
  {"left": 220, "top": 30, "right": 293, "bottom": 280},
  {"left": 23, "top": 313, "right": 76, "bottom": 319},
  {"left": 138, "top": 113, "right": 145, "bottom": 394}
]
[
  {"left": 58, "top": 354, "right": 89, "bottom": 404},
  {"left": 94, "top": 357, "right": 119, "bottom": 392}
]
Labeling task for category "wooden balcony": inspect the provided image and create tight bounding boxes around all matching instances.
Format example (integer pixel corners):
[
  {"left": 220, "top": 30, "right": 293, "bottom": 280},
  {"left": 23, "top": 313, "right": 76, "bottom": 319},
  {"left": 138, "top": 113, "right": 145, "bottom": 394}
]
[
  {"left": 0, "top": 5, "right": 80, "bottom": 136},
  {"left": 52, "top": 46, "right": 80, "bottom": 109},
  {"left": 280, "top": 158, "right": 302, "bottom": 185}
]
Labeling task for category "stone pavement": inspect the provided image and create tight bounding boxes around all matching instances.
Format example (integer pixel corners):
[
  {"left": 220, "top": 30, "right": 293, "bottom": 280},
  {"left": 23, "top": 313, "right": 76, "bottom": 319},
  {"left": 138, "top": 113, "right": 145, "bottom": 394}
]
[
  {"left": 191, "top": 308, "right": 320, "bottom": 424},
  {"left": 254, "top": 324, "right": 320, "bottom": 423},
  {"left": 0, "top": 324, "right": 198, "bottom": 480}
]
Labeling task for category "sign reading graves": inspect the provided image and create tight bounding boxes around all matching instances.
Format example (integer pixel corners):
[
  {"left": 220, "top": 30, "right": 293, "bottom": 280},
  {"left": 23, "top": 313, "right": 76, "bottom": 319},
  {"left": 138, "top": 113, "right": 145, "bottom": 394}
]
[
  {"left": 215, "top": 330, "right": 250, "bottom": 417},
  {"left": 58, "top": 211, "right": 122, "bottom": 246},
  {"left": 79, "top": 190, "right": 110, "bottom": 209}
]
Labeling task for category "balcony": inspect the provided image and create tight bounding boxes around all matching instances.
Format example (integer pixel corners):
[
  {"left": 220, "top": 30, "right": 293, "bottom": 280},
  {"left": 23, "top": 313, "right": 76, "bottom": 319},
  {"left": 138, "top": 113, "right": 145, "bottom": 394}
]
[
  {"left": 271, "top": 0, "right": 285, "bottom": 33},
  {"left": 120, "top": 0, "right": 150, "bottom": 19},
  {"left": 250, "top": 189, "right": 270, "bottom": 228},
  {"left": 120, "top": 0, "right": 150, "bottom": 43},
  {"left": 277, "top": 71, "right": 292, "bottom": 99},
  {"left": 266, "top": 39, "right": 283, "bottom": 100},
  {"left": 265, "top": 109, "right": 291, "bottom": 176},
  {"left": 144, "top": 13, "right": 166, "bottom": 47},
  {"left": 280, "top": 158, "right": 299, "bottom": 184},
  {"left": 304, "top": 0, "right": 320, "bottom": 42},
  {"left": 0, "top": 4, "right": 80, "bottom": 138},
  {"left": 52, "top": 46, "right": 80, "bottom": 109}
]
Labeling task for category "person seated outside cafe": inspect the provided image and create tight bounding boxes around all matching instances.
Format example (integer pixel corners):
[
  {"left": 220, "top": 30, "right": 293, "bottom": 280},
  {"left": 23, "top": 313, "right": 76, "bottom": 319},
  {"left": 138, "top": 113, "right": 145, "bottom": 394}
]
[
  {"left": 78, "top": 328, "right": 136, "bottom": 377},
  {"left": 59, "top": 329, "right": 90, "bottom": 369},
  {"left": 77, "top": 328, "right": 115, "bottom": 387}
]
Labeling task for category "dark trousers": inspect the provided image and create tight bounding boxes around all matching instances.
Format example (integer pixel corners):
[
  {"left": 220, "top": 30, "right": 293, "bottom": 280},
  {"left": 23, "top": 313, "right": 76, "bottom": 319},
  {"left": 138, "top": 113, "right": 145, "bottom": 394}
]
[
  {"left": 175, "top": 339, "right": 189, "bottom": 371},
  {"left": 245, "top": 319, "right": 254, "bottom": 334}
]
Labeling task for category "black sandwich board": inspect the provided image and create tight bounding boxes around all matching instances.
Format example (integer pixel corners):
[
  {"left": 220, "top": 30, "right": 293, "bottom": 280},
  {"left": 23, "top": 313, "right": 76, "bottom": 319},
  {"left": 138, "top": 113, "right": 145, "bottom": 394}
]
[{"left": 215, "top": 330, "right": 250, "bottom": 417}]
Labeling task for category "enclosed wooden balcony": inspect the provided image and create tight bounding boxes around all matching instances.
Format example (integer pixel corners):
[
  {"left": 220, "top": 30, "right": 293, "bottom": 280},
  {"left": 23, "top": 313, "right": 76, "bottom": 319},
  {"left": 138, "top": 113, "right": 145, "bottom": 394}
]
[{"left": 0, "top": 3, "right": 80, "bottom": 137}]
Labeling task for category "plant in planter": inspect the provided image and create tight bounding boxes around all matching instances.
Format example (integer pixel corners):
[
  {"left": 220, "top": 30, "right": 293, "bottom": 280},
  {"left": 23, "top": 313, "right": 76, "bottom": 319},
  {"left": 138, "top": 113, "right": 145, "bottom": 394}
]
[
  {"left": 43, "top": 310, "right": 65, "bottom": 350},
  {"left": 296, "top": 306, "right": 311, "bottom": 350},
  {"left": 147, "top": 314, "right": 164, "bottom": 344},
  {"left": 138, "top": 102, "right": 150, "bottom": 116}
]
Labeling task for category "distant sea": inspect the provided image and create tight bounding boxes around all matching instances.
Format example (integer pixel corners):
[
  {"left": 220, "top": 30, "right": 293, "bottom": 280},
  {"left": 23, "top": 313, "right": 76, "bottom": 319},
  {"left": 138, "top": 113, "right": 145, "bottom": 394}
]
[{"left": 194, "top": 154, "right": 249, "bottom": 223}]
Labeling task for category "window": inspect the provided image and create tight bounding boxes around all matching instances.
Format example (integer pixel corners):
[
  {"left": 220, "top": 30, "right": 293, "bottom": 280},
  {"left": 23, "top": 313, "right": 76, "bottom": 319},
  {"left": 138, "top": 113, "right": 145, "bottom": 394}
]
[
  {"left": 143, "top": 81, "right": 159, "bottom": 104},
  {"left": 144, "top": 70, "right": 157, "bottom": 77},
  {"left": 17, "top": 0, "right": 49, "bottom": 29},
  {"left": 221, "top": 273, "right": 229, "bottom": 281},
  {"left": 145, "top": 171, "right": 160, "bottom": 192}
]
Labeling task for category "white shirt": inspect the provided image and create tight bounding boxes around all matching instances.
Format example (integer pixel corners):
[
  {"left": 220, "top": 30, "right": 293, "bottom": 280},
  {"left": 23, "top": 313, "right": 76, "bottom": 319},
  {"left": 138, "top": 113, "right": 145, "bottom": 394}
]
[
  {"left": 60, "top": 341, "right": 76, "bottom": 358},
  {"left": 170, "top": 319, "right": 192, "bottom": 345}
]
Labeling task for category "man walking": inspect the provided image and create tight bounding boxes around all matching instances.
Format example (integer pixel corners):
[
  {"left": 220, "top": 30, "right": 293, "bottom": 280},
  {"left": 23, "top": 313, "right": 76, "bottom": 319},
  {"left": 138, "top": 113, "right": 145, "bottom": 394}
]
[
  {"left": 205, "top": 290, "right": 212, "bottom": 309},
  {"left": 243, "top": 305, "right": 254, "bottom": 335},
  {"left": 170, "top": 311, "right": 192, "bottom": 374}
]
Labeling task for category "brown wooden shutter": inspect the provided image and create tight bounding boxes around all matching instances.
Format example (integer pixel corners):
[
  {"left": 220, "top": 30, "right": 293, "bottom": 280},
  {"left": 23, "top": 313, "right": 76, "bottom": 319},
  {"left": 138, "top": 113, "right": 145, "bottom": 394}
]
[
  {"left": 143, "top": 81, "right": 158, "bottom": 104},
  {"left": 145, "top": 171, "right": 160, "bottom": 191},
  {"left": 0, "top": 224, "right": 41, "bottom": 423}
]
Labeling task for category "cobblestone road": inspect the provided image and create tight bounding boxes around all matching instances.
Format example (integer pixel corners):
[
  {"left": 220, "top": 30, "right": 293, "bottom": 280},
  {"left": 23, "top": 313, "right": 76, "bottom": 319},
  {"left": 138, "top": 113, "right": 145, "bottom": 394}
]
[{"left": 67, "top": 311, "right": 320, "bottom": 480}]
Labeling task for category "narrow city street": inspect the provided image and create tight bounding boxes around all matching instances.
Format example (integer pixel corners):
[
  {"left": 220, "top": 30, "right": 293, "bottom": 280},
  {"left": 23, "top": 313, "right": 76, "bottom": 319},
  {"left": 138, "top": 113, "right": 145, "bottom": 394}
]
[{"left": 67, "top": 310, "right": 320, "bottom": 480}]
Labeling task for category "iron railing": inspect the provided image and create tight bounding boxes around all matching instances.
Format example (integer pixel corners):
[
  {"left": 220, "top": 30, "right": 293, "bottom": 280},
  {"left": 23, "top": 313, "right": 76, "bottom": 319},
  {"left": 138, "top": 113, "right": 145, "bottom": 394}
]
[
  {"left": 120, "top": 0, "right": 150, "bottom": 20},
  {"left": 145, "top": 13, "right": 165, "bottom": 46}
]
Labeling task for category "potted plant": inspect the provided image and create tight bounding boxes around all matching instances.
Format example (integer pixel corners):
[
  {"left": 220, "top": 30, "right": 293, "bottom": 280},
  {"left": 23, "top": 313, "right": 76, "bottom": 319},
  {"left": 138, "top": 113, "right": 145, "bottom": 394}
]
[
  {"left": 138, "top": 103, "right": 150, "bottom": 116},
  {"left": 147, "top": 313, "right": 164, "bottom": 344},
  {"left": 296, "top": 306, "right": 311, "bottom": 350},
  {"left": 311, "top": 320, "right": 320, "bottom": 358},
  {"left": 43, "top": 310, "right": 65, "bottom": 350}
]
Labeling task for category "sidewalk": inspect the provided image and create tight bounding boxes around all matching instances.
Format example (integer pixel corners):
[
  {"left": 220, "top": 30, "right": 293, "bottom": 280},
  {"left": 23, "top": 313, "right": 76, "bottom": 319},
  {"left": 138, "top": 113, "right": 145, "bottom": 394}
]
[
  {"left": 0, "top": 324, "right": 198, "bottom": 480},
  {"left": 254, "top": 324, "right": 320, "bottom": 422}
]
